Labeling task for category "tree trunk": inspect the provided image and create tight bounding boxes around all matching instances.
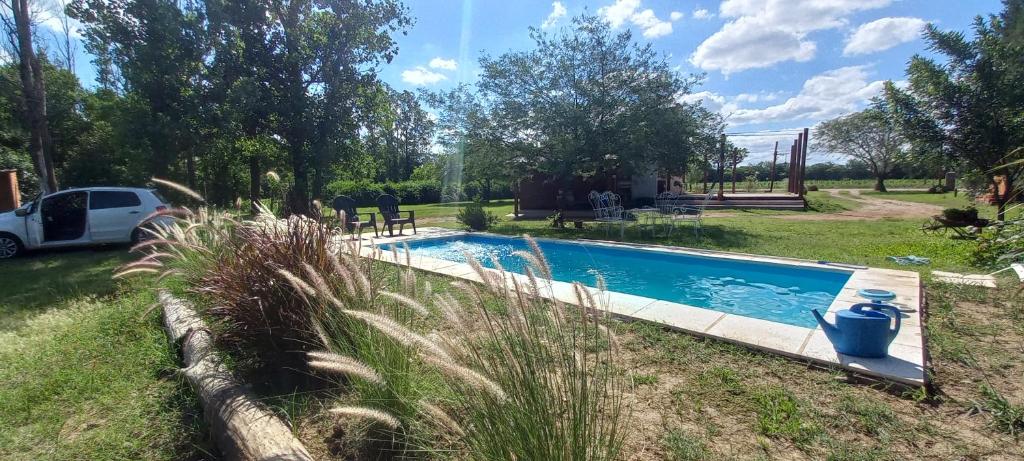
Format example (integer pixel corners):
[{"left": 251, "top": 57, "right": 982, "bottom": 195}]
[
  {"left": 13, "top": 0, "right": 58, "bottom": 194},
  {"left": 249, "top": 156, "right": 261, "bottom": 215},
  {"left": 994, "top": 175, "right": 1011, "bottom": 221},
  {"left": 874, "top": 176, "right": 887, "bottom": 193},
  {"left": 185, "top": 152, "right": 196, "bottom": 190},
  {"left": 289, "top": 141, "right": 310, "bottom": 216}
]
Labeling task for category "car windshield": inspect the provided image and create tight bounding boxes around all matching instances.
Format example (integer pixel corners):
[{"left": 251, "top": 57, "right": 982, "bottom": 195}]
[{"left": 149, "top": 190, "right": 168, "bottom": 204}]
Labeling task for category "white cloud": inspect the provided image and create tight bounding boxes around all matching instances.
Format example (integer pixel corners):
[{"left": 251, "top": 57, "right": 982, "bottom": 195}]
[
  {"left": 598, "top": 0, "right": 640, "bottom": 28},
  {"left": 679, "top": 90, "right": 789, "bottom": 116},
  {"left": 728, "top": 66, "right": 885, "bottom": 125},
  {"left": 679, "top": 90, "right": 725, "bottom": 108},
  {"left": 401, "top": 67, "right": 447, "bottom": 86},
  {"left": 734, "top": 91, "right": 783, "bottom": 103},
  {"left": 541, "top": 1, "right": 568, "bottom": 29},
  {"left": 598, "top": 0, "right": 677, "bottom": 39},
  {"left": 692, "top": 8, "right": 712, "bottom": 20},
  {"left": 670, "top": 11, "right": 684, "bottom": 21},
  {"left": 691, "top": 17, "right": 816, "bottom": 75},
  {"left": 718, "top": 0, "right": 891, "bottom": 33},
  {"left": 843, "top": 17, "right": 927, "bottom": 56},
  {"left": 691, "top": 0, "right": 892, "bottom": 74},
  {"left": 428, "top": 57, "right": 458, "bottom": 71}
]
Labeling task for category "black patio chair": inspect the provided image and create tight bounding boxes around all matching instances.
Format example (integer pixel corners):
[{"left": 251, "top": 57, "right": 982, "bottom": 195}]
[
  {"left": 376, "top": 194, "right": 416, "bottom": 236},
  {"left": 331, "top": 195, "right": 378, "bottom": 238}
]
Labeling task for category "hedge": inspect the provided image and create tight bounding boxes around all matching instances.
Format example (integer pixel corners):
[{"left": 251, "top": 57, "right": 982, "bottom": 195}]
[{"left": 326, "top": 179, "right": 514, "bottom": 207}]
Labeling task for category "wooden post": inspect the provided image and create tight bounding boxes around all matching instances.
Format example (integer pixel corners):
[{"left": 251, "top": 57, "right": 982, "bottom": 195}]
[
  {"left": 768, "top": 141, "right": 778, "bottom": 193},
  {"left": 731, "top": 148, "right": 738, "bottom": 194},
  {"left": 718, "top": 134, "right": 726, "bottom": 200},
  {"left": 788, "top": 141, "right": 797, "bottom": 193},
  {"left": 799, "top": 128, "right": 810, "bottom": 197},
  {"left": 795, "top": 132, "right": 804, "bottom": 195},
  {"left": 513, "top": 177, "right": 520, "bottom": 218}
]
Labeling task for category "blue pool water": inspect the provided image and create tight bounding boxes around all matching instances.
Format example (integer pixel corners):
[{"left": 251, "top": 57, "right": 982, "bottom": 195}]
[{"left": 388, "top": 234, "right": 851, "bottom": 328}]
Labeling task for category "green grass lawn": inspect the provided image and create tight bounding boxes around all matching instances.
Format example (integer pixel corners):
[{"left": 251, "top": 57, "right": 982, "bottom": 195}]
[
  {"left": 0, "top": 249, "right": 211, "bottom": 460},
  {"left": 861, "top": 190, "right": 974, "bottom": 209},
  {"left": 486, "top": 217, "right": 977, "bottom": 272}
]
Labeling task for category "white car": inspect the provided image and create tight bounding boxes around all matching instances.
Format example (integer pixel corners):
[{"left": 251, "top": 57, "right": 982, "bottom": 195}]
[{"left": 0, "top": 187, "right": 173, "bottom": 259}]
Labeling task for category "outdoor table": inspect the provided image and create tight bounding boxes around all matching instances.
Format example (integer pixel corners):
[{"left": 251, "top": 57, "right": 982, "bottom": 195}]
[{"left": 629, "top": 207, "right": 673, "bottom": 238}]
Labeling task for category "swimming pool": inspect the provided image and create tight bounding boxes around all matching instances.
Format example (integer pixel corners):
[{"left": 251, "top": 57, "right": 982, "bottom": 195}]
[{"left": 386, "top": 234, "right": 851, "bottom": 328}]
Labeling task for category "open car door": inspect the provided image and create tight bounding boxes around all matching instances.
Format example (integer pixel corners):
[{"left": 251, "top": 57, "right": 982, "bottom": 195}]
[{"left": 36, "top": 191, "right": 90, "bottom": 246}]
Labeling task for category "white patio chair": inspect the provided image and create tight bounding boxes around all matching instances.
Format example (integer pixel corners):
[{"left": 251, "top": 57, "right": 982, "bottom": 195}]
[
  {"left": 675, "top": 191, "right": 714, "bottom": 236},
  {"left": 655, "top": 192, "right": 682, "bottom": 215},
  {"left": 589, "top": 190, "right": 626, "bottom": 240}
]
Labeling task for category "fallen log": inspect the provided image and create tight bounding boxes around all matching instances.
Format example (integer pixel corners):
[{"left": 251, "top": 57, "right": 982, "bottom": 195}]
[{"left": 158, "top": 290, "right": 314, "bottom": 461}]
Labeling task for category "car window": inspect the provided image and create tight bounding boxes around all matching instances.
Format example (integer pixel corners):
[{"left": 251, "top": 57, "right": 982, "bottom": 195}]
[{"left": 89, "top": 191, "right": 142, "bottom": 210}]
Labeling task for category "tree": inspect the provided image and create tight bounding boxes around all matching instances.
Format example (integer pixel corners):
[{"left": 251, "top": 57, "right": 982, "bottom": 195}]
[
  {"left": 206, "top": 0, "right": 410, "bottom": 213},
  {"left": 473, "top": 15, "right": 694, "bottom": 201},
  {"left": 72, "top": 0, "right": 412, "bottom": 213},
  {"left": 3, "top": 0, "right": 59, "bottom": 193},
  {"left": 385, "top": 89, "right": 434, "bottom": 181},
  {"left": 728, "top": 146, "right": 748, "bottom": 193},
  {"left": 815, "top": 105, "right": 908, "bottom": 192},
  {"left": 885, "top": 1, "right": 1024, "bottom": 219},
  {"left": 70, "top": 0, "right": 209, "bottom": 187}
]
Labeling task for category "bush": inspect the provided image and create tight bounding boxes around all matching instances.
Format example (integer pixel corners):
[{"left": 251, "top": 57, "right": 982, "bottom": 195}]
[
  {"left": 806, "top": 184, "right": 819, "bottom": 191},
  {"left": 457, "top": 202, "right": 498, "bottom": 231},
  {"left": 325, "top": 180, "right": 441, "bottom": 206},
  {"left": 928, "top": 184, "right": 945, "bottom": 194}
]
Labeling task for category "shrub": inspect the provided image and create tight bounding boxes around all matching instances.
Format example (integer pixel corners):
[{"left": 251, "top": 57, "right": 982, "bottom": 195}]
[
  {"left": 390, "top": 180, "right": 441, "bottom": 204},
  {"left": 325, "top": 180, "right": 387, "bottom": 206},
  {"left": 326, "top": 179, "right": 450, "bottom": 206},
  {"left": 806, "top": 184, "right": 819, "bottom": 191},
  {"left": 970, "top": 220, "right": 1024, "bottom": 268},
  {"left": 457, "top": 202, "right": 498, "bottom": 231}
]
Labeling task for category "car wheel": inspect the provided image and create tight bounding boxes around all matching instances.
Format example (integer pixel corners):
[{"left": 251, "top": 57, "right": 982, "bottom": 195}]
[{"left": 0, "top": 233, "right": 23, "bottom": 259}]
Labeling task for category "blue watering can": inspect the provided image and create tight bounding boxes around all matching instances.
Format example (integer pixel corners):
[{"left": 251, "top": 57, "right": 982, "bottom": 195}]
[{"left": 811, "top": 303, "right": 901, "bottom": 358}]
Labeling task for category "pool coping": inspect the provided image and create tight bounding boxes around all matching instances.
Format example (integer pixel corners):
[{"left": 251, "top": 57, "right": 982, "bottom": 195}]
[{"left": 354, "top": 227, "right": 925, "bottom": 386}]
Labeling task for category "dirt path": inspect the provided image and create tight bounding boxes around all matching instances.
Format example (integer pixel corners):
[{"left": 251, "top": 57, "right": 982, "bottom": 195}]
[{"left": 800, "top": 189, "right": 942, "bottom": 221}]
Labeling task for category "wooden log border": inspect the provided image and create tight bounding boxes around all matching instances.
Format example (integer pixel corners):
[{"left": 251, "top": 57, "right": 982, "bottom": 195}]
[{"left": 159, "top": 290, "right": 315, "bottom": 461}]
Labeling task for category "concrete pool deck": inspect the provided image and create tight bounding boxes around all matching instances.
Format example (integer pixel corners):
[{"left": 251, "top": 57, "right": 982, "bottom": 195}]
[{"left": 353, "top": 227, "right": 925, "bottom": 386}]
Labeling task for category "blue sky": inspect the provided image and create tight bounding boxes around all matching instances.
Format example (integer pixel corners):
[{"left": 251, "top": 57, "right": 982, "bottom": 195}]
[
  {"left": 45, "top": 0, "right": 1005, "bottom": 164},
  {"left": 379, "top": 0, "right": 1005, "bottom": 163}
]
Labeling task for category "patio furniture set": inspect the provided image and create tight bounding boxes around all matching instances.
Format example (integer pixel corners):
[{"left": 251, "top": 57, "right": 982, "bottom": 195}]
[
  {"left": 587, "top": 190, "right": 715, "bottom": 240},
  {"left": 331, "top": 193, "right": 416, "bottom": 238}
]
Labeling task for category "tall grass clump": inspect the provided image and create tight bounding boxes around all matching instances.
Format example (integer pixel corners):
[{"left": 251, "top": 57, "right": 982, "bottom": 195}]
[
  {"left": 196, "top": 211, "right": 341, "bottom": 370},
  {"left": 116, "top": 180, "right": 236, "bottom": 286},
  {"left": 438, "top": 240, "right": 629, "bottom": 461},
  {"left": 284, "top": 241, "right": 456, "bottom": 456},
  {"left": 288, "top": 237, "right": 629, "bottom": 459}
]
